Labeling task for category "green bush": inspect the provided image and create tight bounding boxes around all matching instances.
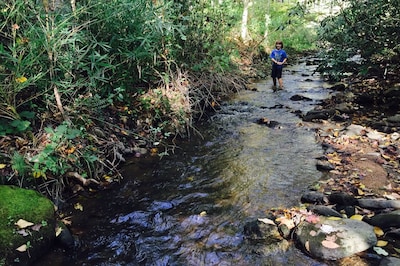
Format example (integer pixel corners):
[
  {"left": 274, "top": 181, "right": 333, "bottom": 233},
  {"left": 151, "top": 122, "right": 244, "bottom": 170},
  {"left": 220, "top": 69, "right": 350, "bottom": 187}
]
[{"left": 317, "top": 0, "right": 400, "bottom": 80}]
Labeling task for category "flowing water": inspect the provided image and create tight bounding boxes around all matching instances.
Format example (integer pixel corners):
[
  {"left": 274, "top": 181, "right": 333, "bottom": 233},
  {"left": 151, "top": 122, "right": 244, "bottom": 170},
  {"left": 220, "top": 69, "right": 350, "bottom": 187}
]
[{"left": 36, "top": 57, "right": 337, "bottom": 265}]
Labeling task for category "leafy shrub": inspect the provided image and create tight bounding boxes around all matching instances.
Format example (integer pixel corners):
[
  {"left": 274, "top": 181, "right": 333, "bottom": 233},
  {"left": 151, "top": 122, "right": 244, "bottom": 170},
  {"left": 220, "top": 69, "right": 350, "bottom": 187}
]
[{"left": 317, "top": 0, "right": 400, "bottom": 80}]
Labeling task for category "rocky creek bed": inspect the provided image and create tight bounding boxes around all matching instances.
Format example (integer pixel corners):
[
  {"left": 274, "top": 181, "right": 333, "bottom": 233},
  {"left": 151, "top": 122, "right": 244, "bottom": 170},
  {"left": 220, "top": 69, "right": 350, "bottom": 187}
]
[{"left": 247, "top": 75, "right": 400, "bottom": 265}]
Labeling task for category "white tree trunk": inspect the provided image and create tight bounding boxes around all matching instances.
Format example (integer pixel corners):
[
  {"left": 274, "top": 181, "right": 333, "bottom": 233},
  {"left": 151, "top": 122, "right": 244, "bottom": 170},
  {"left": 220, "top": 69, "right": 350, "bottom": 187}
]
[{"left": 241, "top": 0, "right": 252, "bottom": 42}]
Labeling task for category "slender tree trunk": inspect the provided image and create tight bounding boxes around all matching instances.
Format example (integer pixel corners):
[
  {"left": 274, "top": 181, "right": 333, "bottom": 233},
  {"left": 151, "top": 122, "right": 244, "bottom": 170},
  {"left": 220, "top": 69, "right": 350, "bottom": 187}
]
[{"left": 241, "top": 0, "right": 252, "bottom": 42}]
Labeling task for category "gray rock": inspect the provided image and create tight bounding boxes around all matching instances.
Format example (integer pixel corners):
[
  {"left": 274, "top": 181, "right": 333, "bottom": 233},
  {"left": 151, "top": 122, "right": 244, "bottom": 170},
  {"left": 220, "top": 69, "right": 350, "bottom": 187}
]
[
  {"left": 316, "top": 160, "right": 335, "bottom": 171},
  {"left": 307, "top": 205, "right": 342, "bottom": 218},
  {"left": 302, "top": 109, "right": 335, "bottom": 121},
  {"left": 357, "top": 199, "right": 400, "bottom": 210},
  {"left": 301, "top": 192, "right": 328, "bottom": 204},
  {"left": 366, "top": 130, "right": 385, "bottom": 141},
  {"left": 296, "top": 217, "right": 377, "bottom": 260},
  {"left": 243, "top": 219, "right": 283, "bottom": 244},
  {"left": 379, "top": 256, "right": 400, "bottom": 266},
  {"left": 387, "top": 114, "right": 400, "bottom": 124},
  {"left": 328, "top": 192, "right": 357, "bottom": 206},
  {"left": 343, "top": 124, "right": 366, "bottom": 136},
  {"left": 364, "top": 210, "right": 400, "bottom": 229},
  {"left": 335, "top": 103, "right": 353, "bottom": 113}
]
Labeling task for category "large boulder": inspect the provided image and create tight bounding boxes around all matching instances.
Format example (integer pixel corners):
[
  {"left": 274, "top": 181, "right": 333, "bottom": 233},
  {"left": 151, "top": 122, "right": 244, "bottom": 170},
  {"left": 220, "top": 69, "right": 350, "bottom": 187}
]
[
  {"left": 295, "top": 216, "right": 377, "bottom": 260},
  {"left": 0, "top": 185, "right": 56, "bottom": 265}
]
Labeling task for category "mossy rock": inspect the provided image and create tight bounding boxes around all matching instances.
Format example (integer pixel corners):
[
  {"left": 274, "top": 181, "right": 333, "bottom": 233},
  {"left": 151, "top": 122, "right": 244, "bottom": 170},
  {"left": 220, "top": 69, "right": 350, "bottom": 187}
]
[{"left": 0, "top": 185, "right": 56, "bottom": 265}]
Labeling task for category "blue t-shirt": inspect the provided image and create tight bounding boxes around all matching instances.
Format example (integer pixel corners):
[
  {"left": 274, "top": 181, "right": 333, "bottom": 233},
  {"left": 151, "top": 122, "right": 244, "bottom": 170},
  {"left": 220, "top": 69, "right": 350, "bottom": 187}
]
[{"left": 270, "top": 49, "right": 287, "bottom": 67}]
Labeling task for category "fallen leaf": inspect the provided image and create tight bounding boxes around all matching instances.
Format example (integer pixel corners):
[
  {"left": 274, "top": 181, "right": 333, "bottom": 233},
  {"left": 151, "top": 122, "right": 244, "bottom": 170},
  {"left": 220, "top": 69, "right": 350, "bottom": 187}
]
[
  {"left": 55, "top": 226, "right": 63, "bottom": 237},
  {"left": 376, "top": 240, "right": 388, "bottom": 247},
  {"left": 320, "top": 224, "right": 337, "bottom": 234},
  {"left": 16, "top": 244, "right": 27, "bottom": 252},
  {"left": 31, "top": 224, "right": 42, "bottom": 231},
  {"left": 0, "top": 163, "right": 6, "bottom": 169},
  {"left": 258, "top": 218, "right": 276, "bottom": 225},
  {"left": 322, "top": 239, "right": 340, "bottom": 249},
  {"left": 275, "top": 216, "right": 295, "bottom": 230},
  {"left": 199, "top": 211, "right": 207, "bottom": 217},
  {"left": 350, "top": 214, "right": 364, "bottom": 221},
  {"left": 305, "top": 240, "right": 310, "bottom": 252},
  {"left": 373, "top": 246, "right": 389, "bottom": 256},
  {"left": 15, "top": 219, "right": 34, "bottom": 229},
  {"left": 74, "top": 203, "right": 83, "bottom": 211},
  {"left": 17, "top": 229, "right": 29, "bottom": 236},
  {"left": 383, "top": 193, "right": 400, "bottom": 200},
  {"left": 327, "top": 216, "right": 342, "bottom": 221},
  {"left": 305, "top": 214, "right": 320, "bottom": 224},
  {"left": 374, "top": 226, "right": 384, "bottom": 237}
]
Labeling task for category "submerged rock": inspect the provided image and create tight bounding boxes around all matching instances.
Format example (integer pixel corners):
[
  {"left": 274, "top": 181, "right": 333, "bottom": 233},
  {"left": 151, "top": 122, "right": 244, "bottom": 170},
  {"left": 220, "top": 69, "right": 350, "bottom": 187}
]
[
  {"left": 243, "top": 218, "right": 283, "bottom": 244},
  {"left": 295, "top": 216, "right": 377, "bottom": 261},
  {"left": 301, "top": 191, "right": 327, "bottom": 204},
  {"left": 302, "top": 109, "right": 335, "bottom": 121},
  {"left": 256, "top": 117, "right": 281, "bottom": 128}
]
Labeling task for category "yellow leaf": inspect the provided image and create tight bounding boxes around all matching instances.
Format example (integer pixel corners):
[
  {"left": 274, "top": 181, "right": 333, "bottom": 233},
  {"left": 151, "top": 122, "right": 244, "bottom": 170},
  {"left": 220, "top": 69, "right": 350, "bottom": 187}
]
[
  {"left": 74, "top": 203, "right": 83, "bottom": 211},
  {"left": 16, "top": 244, "right": 27, "bottom": 252},
  {"left": 327, "top": 216, "right": 342, "bottom": 220},
  {"left": 55, "top": 226, "right": 63, "bottom": 237},
  {"left": 374, "top": 226, "right": 384, "bottom": 237},
  {"left": 199, "top": 211, "right": 207, "bottom": 217},
  {"left": 0, "top": 163, "right": 6, "bottom": 169},
  {"left": 32, "top": 170, "right": 46, "bottom": 179},
  {"left": 350, "top": 214, "right": 364, "bottom": 221},
  {"left": 357, "top": 188, "right": 364, "bottom": 196},
  {"left": 66, "top": 146, "right": 76, "bottom": 154},
  {"left": 103, "top": 175, "right": 112, "bottom": 182},
  {"left": 15, "top": 76, "right": 27, "bottom": 83},
  {"left": 15, "top": 219, "right": 34, "bottom": 229},
  {"left": 376, "top": 240, "right": 388, "bottom": 247}
]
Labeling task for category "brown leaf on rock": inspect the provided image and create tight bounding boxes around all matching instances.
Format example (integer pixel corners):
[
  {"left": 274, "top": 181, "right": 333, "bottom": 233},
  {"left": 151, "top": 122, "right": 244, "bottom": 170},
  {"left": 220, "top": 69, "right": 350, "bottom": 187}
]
[
  {"left": 305, "top": 214, "right": 320, "bottom": 224},
  {"left": 275, "top": 216, "right": 295, "bottom": 230},
  {"left": 322, "top": 235, "right": 340, "bottom": 249}
]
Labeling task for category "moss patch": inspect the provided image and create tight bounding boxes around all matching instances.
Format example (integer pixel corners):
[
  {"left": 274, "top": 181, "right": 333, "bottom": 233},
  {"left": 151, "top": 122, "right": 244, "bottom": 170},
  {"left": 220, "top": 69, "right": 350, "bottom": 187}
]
[{"left": 0, "top": 185, "right": 55, "bottom": 265}]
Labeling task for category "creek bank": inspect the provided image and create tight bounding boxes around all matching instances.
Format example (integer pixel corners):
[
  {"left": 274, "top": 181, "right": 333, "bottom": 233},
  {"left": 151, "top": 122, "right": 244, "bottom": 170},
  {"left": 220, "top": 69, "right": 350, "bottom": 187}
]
[{"left": 0, "top": 185, "right": 57, "bottom": 265}]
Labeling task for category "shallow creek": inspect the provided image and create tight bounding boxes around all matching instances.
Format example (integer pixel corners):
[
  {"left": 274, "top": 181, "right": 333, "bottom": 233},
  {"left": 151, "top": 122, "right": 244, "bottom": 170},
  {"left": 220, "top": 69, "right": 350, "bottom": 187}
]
[{"left": 36, "top": 57, "right": 338, "bottom": 265}]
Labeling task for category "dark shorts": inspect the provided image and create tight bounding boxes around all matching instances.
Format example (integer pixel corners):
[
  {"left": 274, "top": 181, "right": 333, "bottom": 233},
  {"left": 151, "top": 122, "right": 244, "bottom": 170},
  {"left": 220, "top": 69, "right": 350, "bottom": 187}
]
[{"left": 271, "top": 64, "right": 283, "bottom": 79}]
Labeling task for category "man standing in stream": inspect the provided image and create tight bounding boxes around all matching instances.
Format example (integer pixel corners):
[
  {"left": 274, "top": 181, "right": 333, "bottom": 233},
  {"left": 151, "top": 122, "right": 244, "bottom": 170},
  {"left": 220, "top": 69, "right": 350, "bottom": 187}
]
[{"left": 270, "top": 40, "right": 288, "bottom": 90}]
